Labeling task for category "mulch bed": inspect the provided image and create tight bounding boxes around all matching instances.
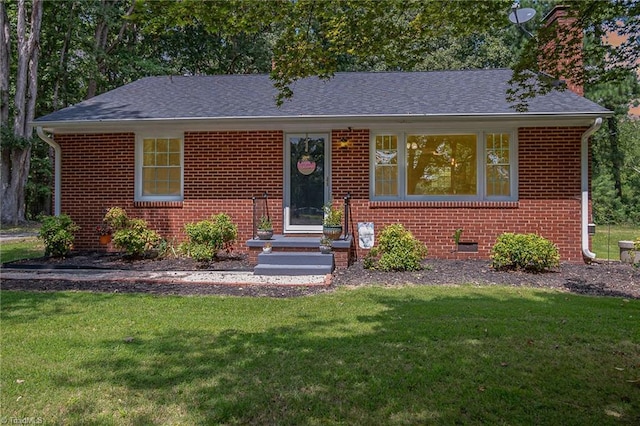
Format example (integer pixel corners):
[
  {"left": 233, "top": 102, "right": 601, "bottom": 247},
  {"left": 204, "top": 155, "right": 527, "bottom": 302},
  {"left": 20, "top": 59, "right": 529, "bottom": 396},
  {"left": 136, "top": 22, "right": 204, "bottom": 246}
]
[{"left": 2, "top": 251, "right": 639, "bottom": 298}]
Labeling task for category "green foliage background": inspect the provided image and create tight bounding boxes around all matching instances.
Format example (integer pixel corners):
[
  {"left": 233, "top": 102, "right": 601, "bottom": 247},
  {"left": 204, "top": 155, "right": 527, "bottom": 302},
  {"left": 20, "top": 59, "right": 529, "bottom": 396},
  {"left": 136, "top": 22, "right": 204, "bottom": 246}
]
[{"left": 3, "top": 0, "right": 637, "bottom": 224}]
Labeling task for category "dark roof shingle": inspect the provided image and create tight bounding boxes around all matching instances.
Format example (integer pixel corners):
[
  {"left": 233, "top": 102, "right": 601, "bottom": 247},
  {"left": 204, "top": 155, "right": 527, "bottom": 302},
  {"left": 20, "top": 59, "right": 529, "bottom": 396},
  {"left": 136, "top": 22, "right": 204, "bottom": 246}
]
[{"left": 35, "top": 69, "right": 610, "bottom": 123}]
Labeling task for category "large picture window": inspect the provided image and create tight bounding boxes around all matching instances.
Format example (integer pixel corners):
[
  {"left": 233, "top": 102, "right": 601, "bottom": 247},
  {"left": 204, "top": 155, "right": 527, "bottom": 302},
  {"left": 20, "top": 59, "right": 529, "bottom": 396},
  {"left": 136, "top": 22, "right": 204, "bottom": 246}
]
[
  {"left": 372, "top": 131, "right": 516, "bottom": 201},
  {"left": 136, "top": 135, "right": 183, "bottom": 201},
  {"left": 407, "top": 134, "right": 477, "bottom": 196}
]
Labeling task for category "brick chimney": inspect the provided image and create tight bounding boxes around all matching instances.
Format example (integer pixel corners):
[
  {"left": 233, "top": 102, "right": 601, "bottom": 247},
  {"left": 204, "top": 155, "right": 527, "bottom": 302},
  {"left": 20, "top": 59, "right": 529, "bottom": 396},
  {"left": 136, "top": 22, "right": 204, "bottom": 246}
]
[{"left": 540, "top": 5, "right": 584, "bottom": 96}]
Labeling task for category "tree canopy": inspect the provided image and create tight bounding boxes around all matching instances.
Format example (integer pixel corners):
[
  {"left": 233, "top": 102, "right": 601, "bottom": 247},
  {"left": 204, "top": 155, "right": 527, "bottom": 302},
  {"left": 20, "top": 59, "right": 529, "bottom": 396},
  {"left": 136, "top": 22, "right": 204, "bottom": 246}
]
[{"left": 1, "top": 0, "right": 639, "bottom": 224}]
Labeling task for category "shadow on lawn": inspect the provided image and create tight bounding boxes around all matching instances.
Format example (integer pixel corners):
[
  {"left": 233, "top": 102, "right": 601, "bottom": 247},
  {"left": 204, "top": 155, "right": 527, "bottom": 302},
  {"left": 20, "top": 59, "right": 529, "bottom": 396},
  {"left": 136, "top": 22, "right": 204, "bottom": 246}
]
[
  {"left": 47, "top": 290, "right": 640, "bottom": 425},
  {"left": 0, "top": 291, "right": 83, "bottom": 323}
]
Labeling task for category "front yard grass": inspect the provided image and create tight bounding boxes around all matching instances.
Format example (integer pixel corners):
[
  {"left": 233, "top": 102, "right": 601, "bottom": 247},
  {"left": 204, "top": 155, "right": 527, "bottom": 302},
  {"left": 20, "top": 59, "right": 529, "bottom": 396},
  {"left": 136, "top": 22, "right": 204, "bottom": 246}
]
[
  {"left": 0, "top": 222, "right": 43, "bottom": 263},
  {"left": 0, "top": 237, "right": 44, "bottom": 263},
  {"left": 2, "top": 286, "right": 639, "bottom": 425}
]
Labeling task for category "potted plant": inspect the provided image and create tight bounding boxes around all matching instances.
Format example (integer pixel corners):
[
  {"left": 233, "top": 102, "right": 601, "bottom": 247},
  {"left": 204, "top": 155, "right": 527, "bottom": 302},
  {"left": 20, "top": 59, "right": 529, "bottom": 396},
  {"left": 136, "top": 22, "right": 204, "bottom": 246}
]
[
  {"left": 262, "top": 242, "right": 272, "bottom": 254},
  {"left": 319, "top": 236, "right": 333, "bottom": 254},
  {"left": 322, "top": 203, "right": 343, "bottom": 240},
  {"left": 97, "top": 223, "right": 113, "bottom": 244},
  {"left": 256, "top": 215, "right": 273, "bottom": 240}
]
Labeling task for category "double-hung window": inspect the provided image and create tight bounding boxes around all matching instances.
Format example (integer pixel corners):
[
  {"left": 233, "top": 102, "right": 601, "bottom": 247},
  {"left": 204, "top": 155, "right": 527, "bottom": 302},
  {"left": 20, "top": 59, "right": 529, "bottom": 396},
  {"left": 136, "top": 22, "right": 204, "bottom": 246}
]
[
  {"left": 372, "top": 131, "right": 516, "bottom": 201},
  {"left": 135, "top": 135, "right": 183, "bottom": 201}
]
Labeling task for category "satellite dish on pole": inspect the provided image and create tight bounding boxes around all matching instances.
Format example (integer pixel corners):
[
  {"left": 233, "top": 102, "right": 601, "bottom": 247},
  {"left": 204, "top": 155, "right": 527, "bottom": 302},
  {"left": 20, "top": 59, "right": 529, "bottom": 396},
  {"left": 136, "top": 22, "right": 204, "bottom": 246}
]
[
  {"left": 508, "top": 3, "right": 536, "bottom": 38},
  {"left": 508, "top": 7, "right": 536, "bottom": 25}
]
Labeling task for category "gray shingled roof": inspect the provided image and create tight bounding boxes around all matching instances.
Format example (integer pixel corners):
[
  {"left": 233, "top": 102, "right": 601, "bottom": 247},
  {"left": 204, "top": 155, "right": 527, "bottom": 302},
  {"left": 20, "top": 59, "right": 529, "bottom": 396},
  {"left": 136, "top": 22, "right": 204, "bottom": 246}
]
[{"left": 35, "top": 69, "right": 610, "bottom": 124}]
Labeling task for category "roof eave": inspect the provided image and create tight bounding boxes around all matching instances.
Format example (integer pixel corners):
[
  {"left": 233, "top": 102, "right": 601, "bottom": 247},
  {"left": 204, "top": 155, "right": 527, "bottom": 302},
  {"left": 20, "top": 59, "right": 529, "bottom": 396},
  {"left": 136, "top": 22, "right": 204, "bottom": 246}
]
[{"left": 33, "top": 111, "right": 612, "bottom": 134}]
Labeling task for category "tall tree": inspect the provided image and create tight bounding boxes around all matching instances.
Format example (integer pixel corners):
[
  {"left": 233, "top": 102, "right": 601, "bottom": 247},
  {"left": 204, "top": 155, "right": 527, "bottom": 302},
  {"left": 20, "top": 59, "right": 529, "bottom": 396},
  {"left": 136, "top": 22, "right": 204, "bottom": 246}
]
[
  {"left": 136, "top": 0, "right": 513, "bottom": 104},
  {"left": 85, "top": 0, "right": 135, "bottom": 99},
  {"left": 510, "top": 0, "right": 639, "bottom": 111},
  {"left": 1, "top": 0, "right": 43, "bottom": 224},
  {"left": 6, "top": 0, "right": 639, "bottom": 223}
]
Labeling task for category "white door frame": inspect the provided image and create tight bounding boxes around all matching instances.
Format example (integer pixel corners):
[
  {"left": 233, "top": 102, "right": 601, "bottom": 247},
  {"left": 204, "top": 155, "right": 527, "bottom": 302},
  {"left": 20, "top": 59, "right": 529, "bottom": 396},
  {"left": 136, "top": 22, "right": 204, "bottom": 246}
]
[{"left": 284, "top": 133, "right": 330, "bottom": 233}]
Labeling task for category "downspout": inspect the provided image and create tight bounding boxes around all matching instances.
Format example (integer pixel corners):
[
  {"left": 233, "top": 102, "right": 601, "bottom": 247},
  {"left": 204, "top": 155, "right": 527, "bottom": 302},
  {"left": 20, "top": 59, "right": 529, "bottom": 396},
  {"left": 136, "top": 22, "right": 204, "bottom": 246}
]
[
  {"left": 581, "top": 117, "right": 602, "bottom": 262},
  {"left": 36, "top": 126, "right": 61, "bottom": 216}
]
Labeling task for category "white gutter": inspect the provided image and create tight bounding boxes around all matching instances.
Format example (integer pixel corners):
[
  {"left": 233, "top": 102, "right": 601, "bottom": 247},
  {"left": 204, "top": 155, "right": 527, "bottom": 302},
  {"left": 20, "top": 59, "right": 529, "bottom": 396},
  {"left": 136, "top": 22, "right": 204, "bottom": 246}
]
[
  {"left": 36, "top": 126, "right": 61, "bottom": 216},
  {"left": 581, "top": 117, "right": 602, "bottom": 262},
  {"left": 34, "top": 111, "right": 608, "bottom": 127}
]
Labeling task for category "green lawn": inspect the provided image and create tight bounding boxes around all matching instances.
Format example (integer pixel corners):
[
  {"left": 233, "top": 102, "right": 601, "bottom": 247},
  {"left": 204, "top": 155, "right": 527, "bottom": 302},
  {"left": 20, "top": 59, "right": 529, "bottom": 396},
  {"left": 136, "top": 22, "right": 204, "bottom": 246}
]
[
  {"left": 2, "top": 287, "right": 639, "bottom": 425},
  {"left": 592, "top": 225, "right": 639, "bottom": 261},
  {"left": 0, "top": 237, "right": 44, "bottom": 263},
  {"left": 0, "top": 223, "right": 42, "bottom": 263}
]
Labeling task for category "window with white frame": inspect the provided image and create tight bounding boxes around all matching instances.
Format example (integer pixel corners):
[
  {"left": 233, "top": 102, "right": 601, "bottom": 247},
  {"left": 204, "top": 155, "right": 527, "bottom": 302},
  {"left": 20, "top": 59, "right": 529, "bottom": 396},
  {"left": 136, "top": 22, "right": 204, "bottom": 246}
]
[
  {"left": 136, "top": 135, "right": 183, "bottom": 201},
  {"left": 485, "top": 133, "right": 512, "bottom": 197},
  {"left": 374, "top": 134, "right": 398, "bottom": 197},
  {"left": 371, "top": 131, "right": 516, "bottom": 201}
]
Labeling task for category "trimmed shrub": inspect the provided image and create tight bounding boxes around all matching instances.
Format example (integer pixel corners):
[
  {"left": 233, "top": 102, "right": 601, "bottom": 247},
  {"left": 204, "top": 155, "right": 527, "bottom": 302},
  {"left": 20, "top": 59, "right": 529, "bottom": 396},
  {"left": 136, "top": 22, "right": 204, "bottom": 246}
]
[
  {"left": 112, "top": 218, "right": 161, "bottom": 257},
  {"left": 103, "top": 207, "right": 161, "bottom": 257},
  {"left": 180, "top": 213, "right": 238, "bottom": 261},
  {"left": 491, "top": 233, "right": 560, "bottom": 272},
  {"left": 364, "top": 223, "right": 427, "bottom": 271},
  {"left": 103, "top": 207, "right": 129, "bottom": 231},
  {"left": 38, "top": 214, "right": 79, "bottom": 257}
]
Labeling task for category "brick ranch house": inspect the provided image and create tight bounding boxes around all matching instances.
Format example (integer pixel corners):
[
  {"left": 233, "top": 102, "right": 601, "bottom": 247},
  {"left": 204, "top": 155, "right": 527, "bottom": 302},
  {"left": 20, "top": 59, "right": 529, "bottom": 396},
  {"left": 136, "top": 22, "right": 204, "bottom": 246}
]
[{"left": 34, "top": 68, "right": 610, "bottom": 270}]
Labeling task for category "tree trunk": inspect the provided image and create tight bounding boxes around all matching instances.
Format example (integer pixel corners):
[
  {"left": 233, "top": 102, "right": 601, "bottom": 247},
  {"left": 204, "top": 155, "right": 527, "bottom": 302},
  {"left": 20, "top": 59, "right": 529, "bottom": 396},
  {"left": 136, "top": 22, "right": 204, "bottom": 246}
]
[
  {"left": 1, "top": 147, "right": 31, "bottom": 224},
  {"left": 0, "top": 2, "right": 10, "bottom": 125},
  {"left": 608, "top": 116, "right": 624, "bottom": 199},
  {"left": 86, "top": 1, "right": 109, "bottom": 100},
  {"left": 85, "top": 0, "right": 134, "bottom": 100},
  {"left": 0, "top": 0, "right": 43, "bottom": 225},
  {"left": 52, "top": 3, "right": 75, "bottom": 110}
]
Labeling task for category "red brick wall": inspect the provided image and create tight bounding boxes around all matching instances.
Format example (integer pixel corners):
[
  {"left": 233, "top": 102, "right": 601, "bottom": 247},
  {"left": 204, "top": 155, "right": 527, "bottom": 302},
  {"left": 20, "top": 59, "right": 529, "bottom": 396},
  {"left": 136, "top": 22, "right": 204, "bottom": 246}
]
[
  {"left": 57, "top": 131, "right": 283, "bottom": 251},
  {"left": 341, "top": 127, "right": 588, "bottom": 262},
  {"left": 56, "top": 126, "right": 589, "bottom": 263},
  {"left": 58, "top": 133, "right": 136, "bottom": 249}
]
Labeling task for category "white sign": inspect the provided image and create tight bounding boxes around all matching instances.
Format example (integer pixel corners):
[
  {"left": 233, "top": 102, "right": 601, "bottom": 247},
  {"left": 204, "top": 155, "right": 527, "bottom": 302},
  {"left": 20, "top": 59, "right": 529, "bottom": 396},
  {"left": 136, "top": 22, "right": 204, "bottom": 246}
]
[{"left": 358, "top": 222, "right": 374, "bottom": 249}]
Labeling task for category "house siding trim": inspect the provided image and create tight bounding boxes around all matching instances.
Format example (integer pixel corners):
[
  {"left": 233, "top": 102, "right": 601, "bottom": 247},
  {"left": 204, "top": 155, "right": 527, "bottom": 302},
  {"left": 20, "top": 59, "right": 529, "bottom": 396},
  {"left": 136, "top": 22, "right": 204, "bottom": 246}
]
[{"left": 369, "top": 201, "right": 520, "bottom": 209}]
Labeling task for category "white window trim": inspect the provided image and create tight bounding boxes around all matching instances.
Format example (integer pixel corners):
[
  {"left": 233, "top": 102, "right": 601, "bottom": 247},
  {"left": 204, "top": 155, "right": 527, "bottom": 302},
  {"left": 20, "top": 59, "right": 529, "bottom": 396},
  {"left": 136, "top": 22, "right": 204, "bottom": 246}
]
[
  {"left": 370, "top": 130, "right": 518, "bottom": 202},
  {"left": 135, "top": 133, "right": 184, "bottom": 202},
  {"left": 482, "top": 129, "right": 519, "bottom": 201}
]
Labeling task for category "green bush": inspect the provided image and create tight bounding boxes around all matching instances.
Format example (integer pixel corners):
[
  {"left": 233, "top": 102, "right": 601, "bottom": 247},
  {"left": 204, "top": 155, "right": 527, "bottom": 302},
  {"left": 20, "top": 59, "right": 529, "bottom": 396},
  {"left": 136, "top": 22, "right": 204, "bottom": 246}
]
[
  {"left": 38, "top": 214, "right": 79, "bottom": 257},
  {"left": 103, "top": 207, "right": 161, "bottom": 257},
  {"left": 112, "top": 218, "right": 161, "bottom": 257},
  {"left": 180, "top": 213, "right": 238, "bottom": 261},
  {"left": 634, "top": 237, "right": 640, "bottom": 267},
  {"left": 490, "top": 233, "right": 560, "bottom": 272},
  {"left": 364, "top": 223, "right": 427, "bottom": 271},
  {"left": 103, "top": 207, "right": 129, "bottom": 230}
]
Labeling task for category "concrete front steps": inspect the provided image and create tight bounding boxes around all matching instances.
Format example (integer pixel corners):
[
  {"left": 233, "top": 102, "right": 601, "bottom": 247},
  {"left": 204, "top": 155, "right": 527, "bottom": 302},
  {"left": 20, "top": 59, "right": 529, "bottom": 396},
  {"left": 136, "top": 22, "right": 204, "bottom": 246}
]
[
  {"left": 246, "top": 235, "right": 354, "bottom": 276},
  {"left": 253, "top": 252, "right": 334, "bottom": 276}
]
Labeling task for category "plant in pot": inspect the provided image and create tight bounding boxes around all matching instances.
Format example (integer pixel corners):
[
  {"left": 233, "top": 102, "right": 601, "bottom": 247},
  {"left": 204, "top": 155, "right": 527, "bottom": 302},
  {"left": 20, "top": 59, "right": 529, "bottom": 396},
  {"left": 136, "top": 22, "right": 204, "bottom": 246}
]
[
  {"left": 97, "top": 223, "right": 113, "bottom": 244},
  {"left": 322, "top": 203, "right": 343, "bottom": 240},
  {"left": 319, "top": 236, "right": 333, "bottom": 254},
  {"left": 256, "top": 215, "right": 273, "bottom": 240}
]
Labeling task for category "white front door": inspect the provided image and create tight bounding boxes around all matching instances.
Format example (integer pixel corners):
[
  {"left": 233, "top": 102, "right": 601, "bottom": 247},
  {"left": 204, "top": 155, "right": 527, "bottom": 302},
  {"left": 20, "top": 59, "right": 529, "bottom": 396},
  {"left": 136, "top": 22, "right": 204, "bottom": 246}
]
[{"left": 284, "top": 133, "right": 330, "bottom": 233}]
